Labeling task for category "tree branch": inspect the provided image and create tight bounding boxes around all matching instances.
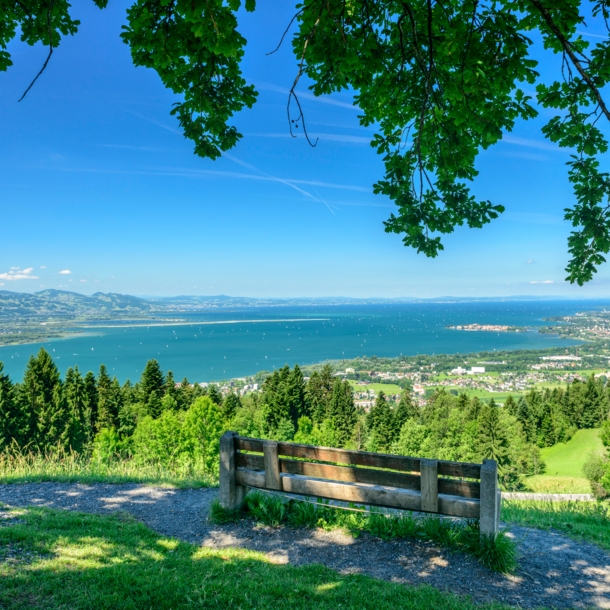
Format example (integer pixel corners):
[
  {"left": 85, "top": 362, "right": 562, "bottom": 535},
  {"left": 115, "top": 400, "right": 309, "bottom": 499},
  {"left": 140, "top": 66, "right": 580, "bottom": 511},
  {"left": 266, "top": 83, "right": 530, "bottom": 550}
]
[{"left": 530, "top": 0, "right": 610, "bottom": 121}]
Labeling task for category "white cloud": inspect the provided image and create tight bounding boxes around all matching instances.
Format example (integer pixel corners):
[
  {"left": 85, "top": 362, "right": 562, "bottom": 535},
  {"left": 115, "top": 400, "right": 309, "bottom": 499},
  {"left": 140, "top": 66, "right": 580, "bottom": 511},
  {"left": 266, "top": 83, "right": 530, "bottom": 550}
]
[
  {"left": 40, "top": 266, "right": 46, "bottom": 269},
  {"left": 0, "top": 267, "right": 39, "bottom": 281},
  {"left": 0, "top": 283, "right": 4, "bottom": 286},
  {"left": 530, "top": 280, "right": 554, "bottom": 284},
  {"left": 526, "top": 260, "right": 535, "bottom": 264},
  {"left": 80, "top": 279, "right": 87, "bottom": 283},
  {"left": 58, "top": 269, "right": 71, "bottom": 275}
]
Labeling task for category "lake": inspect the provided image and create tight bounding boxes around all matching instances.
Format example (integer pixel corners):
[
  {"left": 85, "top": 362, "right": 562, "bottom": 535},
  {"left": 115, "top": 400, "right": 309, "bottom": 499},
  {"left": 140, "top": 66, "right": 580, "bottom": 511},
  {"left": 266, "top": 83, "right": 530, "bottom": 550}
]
[{"left": 0, "top": 300, "right": 601, "bottom": 382}]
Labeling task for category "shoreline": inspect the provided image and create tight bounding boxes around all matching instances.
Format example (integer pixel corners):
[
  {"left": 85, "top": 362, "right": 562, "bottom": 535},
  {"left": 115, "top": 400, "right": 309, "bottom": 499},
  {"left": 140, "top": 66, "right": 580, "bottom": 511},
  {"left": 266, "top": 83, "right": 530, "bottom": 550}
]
[{"left": 75, "top": 318, "right": 330, "bottom": 329}]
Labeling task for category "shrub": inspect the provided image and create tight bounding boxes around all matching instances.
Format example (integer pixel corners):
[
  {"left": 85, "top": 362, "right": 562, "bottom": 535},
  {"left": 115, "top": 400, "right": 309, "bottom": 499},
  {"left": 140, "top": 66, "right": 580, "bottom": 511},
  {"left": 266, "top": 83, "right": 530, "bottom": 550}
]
[{"left": 583, "top": 453, "right": 610, "bottom": 499}]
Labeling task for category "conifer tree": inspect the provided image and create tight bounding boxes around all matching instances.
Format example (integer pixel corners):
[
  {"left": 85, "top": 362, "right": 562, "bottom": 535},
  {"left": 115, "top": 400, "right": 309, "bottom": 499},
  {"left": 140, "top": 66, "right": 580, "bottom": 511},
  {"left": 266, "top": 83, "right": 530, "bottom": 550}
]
[
  {"left": 0, "top": 363, "right": 22, "bottom": 449},
  {"left": 207, "top": 384, "right": 223, "bottom": 406},
  {"left": 393, "top": 391, "right": 418, "bottom": 436},
  {"left": 366, "top": 391, "right": 394, "bottom": 452},
  {"left": 582, "top": 376, "right": 606, "bottom": 428},
  {"left": 223, "top": 392, "right": 241, "bottom": 420},
  {"left": 96, "top": 364, "right": 116, "bottom": 431},
  {"left": 261, "top": 368, "right": 291, "bottom": 434},
  {"left": 146, "top": 390, "right": 162, "bottom": 418},
  {"left": 139, "top": 359, "right": 165, "bottom": 405},
  {"left": 504, "top": 395, "right": 517, "bottom": 417},
  {"left": 306, "top": 364, "right": 334, "bottom": 424},
  {"left": 478, "top": 399, "right": 509, "bottom": 468},
  {"left": 165, "top": 370, "right": 177, "bottom": 399},
  {"left": 457, "top": 392, "right": 470, "bottom": 412},
  {"left": 83, "top": 371, "right": 98, "bottom": 439},
  {"left": 63, "top": 367, "right": 88, "bottom": 452},
  {"left": 287, "top": 364, "right": 308, "bottom": 426},
  {"left": 20, "top": 348, "right": 67, "bottom": 450},
  {"left": 327, "top": 379, "right": 357, "bottom": 447},
  {"left": 177, "top": 377, "right": 193, "bottom": 410}
]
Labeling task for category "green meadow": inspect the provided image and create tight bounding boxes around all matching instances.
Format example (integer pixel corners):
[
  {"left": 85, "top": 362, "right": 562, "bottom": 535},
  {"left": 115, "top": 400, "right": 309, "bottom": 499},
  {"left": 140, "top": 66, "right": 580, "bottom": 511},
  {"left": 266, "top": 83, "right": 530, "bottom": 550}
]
[{"left": 526, "top": 429, "right": 604, "bottom": 493}]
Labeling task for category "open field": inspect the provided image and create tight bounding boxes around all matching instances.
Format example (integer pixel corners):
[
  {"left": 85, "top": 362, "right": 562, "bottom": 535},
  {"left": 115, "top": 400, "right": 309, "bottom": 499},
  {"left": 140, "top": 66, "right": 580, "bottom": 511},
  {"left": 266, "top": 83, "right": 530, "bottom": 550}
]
[
  {"left": 525, "top": 429, "right": 603, "bottom": 493},
  {"left": 348, "top": 381, "right": 404, "bottom": 395},
  {"left": 0, "top": 505, "right": 512, "bottom": 610}
]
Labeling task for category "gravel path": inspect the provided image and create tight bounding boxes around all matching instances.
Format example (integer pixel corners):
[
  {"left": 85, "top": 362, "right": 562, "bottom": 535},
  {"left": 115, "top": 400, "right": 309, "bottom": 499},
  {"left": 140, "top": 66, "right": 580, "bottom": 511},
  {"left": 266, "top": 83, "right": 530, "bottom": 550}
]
[{"left": 1, "top": 483, "right": 609, "bottom": 609}]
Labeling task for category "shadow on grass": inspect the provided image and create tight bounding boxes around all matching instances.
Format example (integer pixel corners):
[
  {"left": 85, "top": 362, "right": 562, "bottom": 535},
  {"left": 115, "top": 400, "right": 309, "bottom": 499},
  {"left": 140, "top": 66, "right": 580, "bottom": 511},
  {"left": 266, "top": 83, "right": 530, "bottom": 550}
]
[{"left": 0, "top": 507, "right": 509, "bottom": 610}]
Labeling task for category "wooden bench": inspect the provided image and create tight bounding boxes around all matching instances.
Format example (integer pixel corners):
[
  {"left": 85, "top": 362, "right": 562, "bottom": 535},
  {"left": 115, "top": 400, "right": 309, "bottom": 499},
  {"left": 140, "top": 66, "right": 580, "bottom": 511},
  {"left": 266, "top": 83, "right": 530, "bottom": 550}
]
[{"left": 219, "top": 431, "right": 501, "bottom": 537}]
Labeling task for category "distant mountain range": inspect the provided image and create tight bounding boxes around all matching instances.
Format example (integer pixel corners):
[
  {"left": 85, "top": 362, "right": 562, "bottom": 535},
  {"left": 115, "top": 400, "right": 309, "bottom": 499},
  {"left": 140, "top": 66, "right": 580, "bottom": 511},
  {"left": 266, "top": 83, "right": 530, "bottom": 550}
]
[
  {"left": 0, "top": 289, "right": 607, "bottom": 320},
  {"left": 0, "top": 289, "right": 155, "bottom": 318}
]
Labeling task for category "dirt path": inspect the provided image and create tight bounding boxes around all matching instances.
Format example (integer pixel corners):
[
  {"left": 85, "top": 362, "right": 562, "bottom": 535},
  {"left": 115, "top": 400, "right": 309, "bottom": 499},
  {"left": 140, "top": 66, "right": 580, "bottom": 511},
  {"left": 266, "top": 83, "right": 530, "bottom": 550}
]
[{"left": 0, "top": 482, "right": 609, "bottom": 609}]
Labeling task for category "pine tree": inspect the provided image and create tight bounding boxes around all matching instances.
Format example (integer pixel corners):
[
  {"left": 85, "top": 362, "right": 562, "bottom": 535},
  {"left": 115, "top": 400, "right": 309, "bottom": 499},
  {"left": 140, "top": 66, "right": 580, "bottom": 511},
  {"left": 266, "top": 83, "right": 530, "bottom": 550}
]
[
  {"left": 306, "top": 364, "right": 334, "bottom": 424},
  {"left": 63, "top": 367, "right": 88, "bottom": 452},
  {"left": 261, "top": 368, "right": 291, "bottom": 434},
  {"left": 393, "top": 391, "right": 418, "bottom": 435},
  {"left": 287, "top": 364, "right": 308, "bottom": 426},
  {"left": 504, "top": 395, "right": 517, "bottom": 417},
  {"left": 165, "top": 370, "right": 177, "bottom": 399},
  {"left": 582, "top": 376, "right": 605, "bottom": 428},
  {"left": 457, "top": 392, "right": 470, "bottom": 412},
  {"left": 83, "top": 371, "right": 98, "bottom": 441},
  {"left": 478, "top": 400, "right": 509, "bottom": 467},
  {"left": 207, "top": 384, "right": 223, "bottom": 406},
  {"left": 366, "top": 391, "right": 394, "bottom": 452},
  {"left": 20, "top": 348, "right": 67, "bottom": 451},
  {"left": 223, "top": 392, "right": 241, "bottom": 420},
  {"left": 96, "top": 364, "right": 116, "bottom": 431},
  {"left": 327, "top": 379, "right": 357, "bottom": 447},
  {"left": 0, "top": 363, "right": 22, "bottom": 449},
  {"left": 139, "top": 359, "right": 165, "bottom": 405}
]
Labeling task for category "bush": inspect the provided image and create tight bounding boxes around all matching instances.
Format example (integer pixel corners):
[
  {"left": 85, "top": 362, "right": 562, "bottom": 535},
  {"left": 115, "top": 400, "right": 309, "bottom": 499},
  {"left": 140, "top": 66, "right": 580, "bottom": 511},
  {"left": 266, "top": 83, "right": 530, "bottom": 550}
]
[
  {"left": 130, "top": 396, "right": 225, "bottom": 478},
  {"left": 583, "top": 453, "right": 610, "bottom": 499}
]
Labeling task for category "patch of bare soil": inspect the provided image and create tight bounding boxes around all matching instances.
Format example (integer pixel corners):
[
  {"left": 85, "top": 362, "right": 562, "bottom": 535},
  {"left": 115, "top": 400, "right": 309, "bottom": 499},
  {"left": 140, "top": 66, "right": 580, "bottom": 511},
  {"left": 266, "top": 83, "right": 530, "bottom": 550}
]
[{"left": 0, "top": 483, "right": 608, "bottom": 609}]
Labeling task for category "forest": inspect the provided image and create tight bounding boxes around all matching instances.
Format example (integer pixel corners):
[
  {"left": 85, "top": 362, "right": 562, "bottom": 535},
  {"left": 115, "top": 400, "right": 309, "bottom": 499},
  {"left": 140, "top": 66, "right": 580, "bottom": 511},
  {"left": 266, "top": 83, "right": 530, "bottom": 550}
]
[{"left": 0, "top": 348, "right": 609, "bottom": 491}]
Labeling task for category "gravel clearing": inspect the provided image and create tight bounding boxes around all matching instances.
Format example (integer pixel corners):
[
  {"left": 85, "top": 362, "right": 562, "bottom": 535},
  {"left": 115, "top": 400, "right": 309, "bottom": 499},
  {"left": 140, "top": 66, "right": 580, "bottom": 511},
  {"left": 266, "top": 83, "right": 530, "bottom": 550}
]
[{"left": 0, "top": 482, "right": 609, "bottom": 609}]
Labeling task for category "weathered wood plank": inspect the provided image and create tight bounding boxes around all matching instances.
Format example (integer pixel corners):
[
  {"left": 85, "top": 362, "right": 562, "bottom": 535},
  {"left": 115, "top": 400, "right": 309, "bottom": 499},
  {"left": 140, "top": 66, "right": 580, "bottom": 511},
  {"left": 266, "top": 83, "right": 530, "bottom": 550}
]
[
  {"left": 437, "top": 460, "right": 481, "bottom": 479},
  {"left": 437, "top": 494, "right": 480, "bottom": 519},
  {"left": 219, "top": 431, "right": 246, "bottom": 511},
  {"left": 479, "top": 459, "right": 499, "bottom": 537},
  {"left": 279, "top": 459, "right": 421, "bottom": 491},
  {"left": 264, "top": 441, "right": 281, "bottom": 491},
  {"left": 276, "top": 442, "right": 422, "bottom": 473},
  {"left": 237, "top": 437, "right": 481, "bottom": 480},
  {"left": 420, "top": 459, "right": 439, "bottom": 513},
  {"left": 236, "top": 437, "right": 264, "bottom": 453},
  {"left": 236, "top": 453, "right": 264, "bottom": 470},
  {"left": 236, "top": 468, "right": 265, "bottom": 488},
  {"left": 438, "top": 478, "right": 480, "bottom": 499},
  {"left": 280, "top": 473, "right": 423, "bottom": 511},
  {"left": 235, "top": 469, "right": 481, "bottom": 518}
]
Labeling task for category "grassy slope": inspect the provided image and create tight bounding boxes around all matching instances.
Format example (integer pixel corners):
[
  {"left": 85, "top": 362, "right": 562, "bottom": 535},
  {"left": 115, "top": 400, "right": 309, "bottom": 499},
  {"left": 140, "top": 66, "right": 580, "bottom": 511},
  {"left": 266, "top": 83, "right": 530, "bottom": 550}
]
[
  {"left": 526, "top": 429, "right": 604, "bottom": 493},
  {"left": 0, "top": 506, "right": 514, "bottom": 610}
]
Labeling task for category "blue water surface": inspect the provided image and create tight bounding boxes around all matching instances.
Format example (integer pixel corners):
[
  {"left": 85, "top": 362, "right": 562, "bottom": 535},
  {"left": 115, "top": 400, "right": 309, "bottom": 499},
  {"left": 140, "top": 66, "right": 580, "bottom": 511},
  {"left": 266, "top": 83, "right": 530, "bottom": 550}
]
[{"left": 0, "top": 300, "right": 604, "bottom": 382}]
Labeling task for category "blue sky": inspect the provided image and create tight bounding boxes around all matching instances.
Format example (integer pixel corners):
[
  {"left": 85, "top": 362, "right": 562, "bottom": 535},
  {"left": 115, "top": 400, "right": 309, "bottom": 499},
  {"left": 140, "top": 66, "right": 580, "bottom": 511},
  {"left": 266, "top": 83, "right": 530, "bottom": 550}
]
[{"left": 2, "top": 2, "right": 610, "bottom": 298}]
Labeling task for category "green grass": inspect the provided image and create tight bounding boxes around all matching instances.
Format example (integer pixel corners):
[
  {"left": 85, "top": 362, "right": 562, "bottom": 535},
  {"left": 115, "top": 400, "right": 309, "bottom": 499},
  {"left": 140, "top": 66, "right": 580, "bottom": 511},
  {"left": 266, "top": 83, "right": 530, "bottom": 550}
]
[
  {"left": 0, "top": 449, "right": 215, "bottom": 489},
  {"left": 0, "top": 505, "right": 518, "bottom": 610},
  {"left": 348, "top": 381, "right": 404, "bottom": 395},
  {"left": 525, "top": 429, "right": 604, "bottom": 493},
  {"left": 213, "top": 492, "right": 518, "bottom": 574},
  {"left": 502, "top": 500, "right": 610, "bottom": 551}
]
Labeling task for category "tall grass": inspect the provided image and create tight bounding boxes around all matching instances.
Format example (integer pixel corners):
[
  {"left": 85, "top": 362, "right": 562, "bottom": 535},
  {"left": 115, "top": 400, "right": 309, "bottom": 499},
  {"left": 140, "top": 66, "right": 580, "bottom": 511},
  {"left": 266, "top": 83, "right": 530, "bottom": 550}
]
[{"left": 0, "top": 448, "right": 215, "bottom": 488}]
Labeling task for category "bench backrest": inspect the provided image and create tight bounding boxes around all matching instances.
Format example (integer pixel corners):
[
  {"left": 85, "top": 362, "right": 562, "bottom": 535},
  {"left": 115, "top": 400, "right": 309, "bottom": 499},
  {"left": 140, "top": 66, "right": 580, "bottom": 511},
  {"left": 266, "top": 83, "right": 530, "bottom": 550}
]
[{"left": 219, "top": 431, "right": 500, "bottom": 536}]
